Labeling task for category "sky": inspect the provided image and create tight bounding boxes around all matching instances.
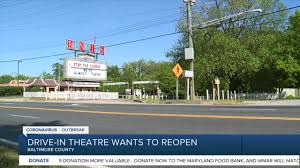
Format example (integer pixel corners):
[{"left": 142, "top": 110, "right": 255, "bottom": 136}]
[{"left": 0, "top": 0, "right": 299, "bottom": 77}]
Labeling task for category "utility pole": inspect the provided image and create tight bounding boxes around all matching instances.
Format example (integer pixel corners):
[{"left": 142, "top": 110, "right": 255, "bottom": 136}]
[
  {"left": 94, "top": 35, "right": 96, "bottom": 44},
  {"left": 185, "top": 0, "right": 195, "bottom": 100},
  {"left": 17, "top": 60, "right": 22, "bottom": 86},
  {"left": 57, "top": 62, "right": 61, "bottom": 91},
  {"left": 58, "top": 58, "right": 64, "bottom": 92}
]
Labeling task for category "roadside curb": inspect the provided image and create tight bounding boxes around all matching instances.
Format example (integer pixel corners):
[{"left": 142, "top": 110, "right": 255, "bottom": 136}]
[{"left": 1, "top": 98, "right": 300, "bottom": 106}]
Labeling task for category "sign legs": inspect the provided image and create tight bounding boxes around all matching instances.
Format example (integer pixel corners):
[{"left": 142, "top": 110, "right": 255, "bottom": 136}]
[
  {"left": 176, "top": 78, "right": 179, "bottom": 100},
  {"left": 186, "top": 78, "right": 190, "bottom": 100}
]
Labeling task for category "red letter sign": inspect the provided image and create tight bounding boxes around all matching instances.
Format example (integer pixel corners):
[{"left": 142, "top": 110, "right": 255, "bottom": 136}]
[
  {"left": 79, "top": 41, "right": 85, "bottom": 51},
  {"left": 100, "top": 46, "right": 105, "bottom": 55},
  {"left": 66, "top": 39, "right": 74, "bottom": 50},
  {"left": 89, "top": 44, "right": 95, "bottom": 53}
]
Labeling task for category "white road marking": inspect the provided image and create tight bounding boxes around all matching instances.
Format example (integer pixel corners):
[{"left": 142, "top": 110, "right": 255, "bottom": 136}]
[
  {"left": 9, "top": 114, "right": 40, "bottom": 119},
  {"left": 210, "top": 108, "right": 277, "bottom": 111},
  {"left": 65, "top": 104, "right": 89, "bottom": 108}
]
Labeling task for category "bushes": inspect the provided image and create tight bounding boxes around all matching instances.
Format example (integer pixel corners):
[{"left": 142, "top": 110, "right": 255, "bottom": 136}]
[
  {"left": 0, "top": 87, "right": 23, "bottom": 97},
  {"left": 29, "top": 86, "right": 41, "bottom": 92}
]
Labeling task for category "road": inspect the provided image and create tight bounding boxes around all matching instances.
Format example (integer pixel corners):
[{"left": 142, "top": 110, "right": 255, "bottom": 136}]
[{"left": 0, "top": 101, "right": 299, "bottom": 143}]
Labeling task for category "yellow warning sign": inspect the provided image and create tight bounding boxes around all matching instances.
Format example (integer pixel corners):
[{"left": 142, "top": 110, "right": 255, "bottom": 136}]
[{"left": 172, "top": 63, "right": 183, "bottom": 78}]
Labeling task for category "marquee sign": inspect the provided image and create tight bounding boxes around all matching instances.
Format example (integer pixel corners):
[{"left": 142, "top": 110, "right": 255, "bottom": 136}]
[
  {"left": 63, "top": 58, "right": 107, "bottom": 81},
  {"left": 66, "top": 39, "right": 105, "bottom": 55}
]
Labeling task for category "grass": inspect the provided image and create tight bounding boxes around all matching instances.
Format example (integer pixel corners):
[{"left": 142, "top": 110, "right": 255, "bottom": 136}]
[
  {"left": 0, "top": 95, "right": 23, "bottom": 99},
  {"left": 142, "top": 99, "right": 243, "bottom": 105},
  {"left": 0, "top": 145, "right": 60, "bottom": 168},
  {"left": 204, "top": 99, "right": 243, "bottom": 105}
]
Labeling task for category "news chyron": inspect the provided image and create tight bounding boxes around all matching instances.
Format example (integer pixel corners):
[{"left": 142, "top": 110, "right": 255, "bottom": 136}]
[{"left": 17, "top": 126, "right": 300, "bottom": 166}]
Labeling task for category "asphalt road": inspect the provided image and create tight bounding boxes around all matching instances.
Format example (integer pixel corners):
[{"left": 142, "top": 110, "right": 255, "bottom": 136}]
[{"left": 0, "top": 101, "right": 299, "bottom": 143}]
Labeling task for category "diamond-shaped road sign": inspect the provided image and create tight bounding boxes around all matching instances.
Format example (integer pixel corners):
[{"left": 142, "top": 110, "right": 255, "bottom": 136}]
[{"left": 172, "top": 63, "right": 183, "bottom": 78}]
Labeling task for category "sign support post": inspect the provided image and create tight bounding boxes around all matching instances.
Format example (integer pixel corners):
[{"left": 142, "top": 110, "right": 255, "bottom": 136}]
[
  {"left": 176, "top": 78, "right": 179, "bottom": 100},
  {"left": 215, "top": 78, "right": 220, "bottom": 100},
  {"left": 183, "top": 70, "right": 193, "bottom": 100},
  {"left": 172, "top": 63, "right": 183, "bottom": 100},
  {"left": 186, "top": 78, "right": 190, "bottom": 100}
]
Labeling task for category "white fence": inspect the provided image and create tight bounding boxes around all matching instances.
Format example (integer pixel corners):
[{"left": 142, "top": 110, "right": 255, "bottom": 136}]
[
  {"left": 205, "top": 90, "right": 287, "bottom": 100},
  {"left": 23, "top": 91, "right": 119, "bottom": 100}
]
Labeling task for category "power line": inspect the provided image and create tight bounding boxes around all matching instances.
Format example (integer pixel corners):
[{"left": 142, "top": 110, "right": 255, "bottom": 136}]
[
  {"left": 125, "top": 7, "right": 182, "bottom": 17},
  {"left": 237, "top": 14, "right": 300, "bottom": 29},
  {"left": 0, "top": 1, "right": 71, "bottom": 23},
  {"left": 94, "top": 19, "right": 180, "bottom": 40},
  {"left": 1, "top": 5, "right": 299, "bottom": 63},
  {"left": 91, "top": 12, "right": 182, "bottom": 41},
  {"left": 0, "top": 52, "right": 71, "bottom": 63},
  {"left": 0, "top": 0, "right": 29, "bottom": 8},
  {"left": 106, "top": 32, "right": 181, "bottom": 48},
  {"left": 0, "top": 18, "right": 181, "bottom": 53},
  {"left": 0, "top": 3, "right": 182, "bottom": 52},
  {"left": 191, "top": 5, "right": 300, "bottom": 30},
  {"left": 234, "top": 5, "right": 300, "bottom": 22},
  {"left": 0, "top": 15, "right": 182, "bottom": 53},
  {"left": 0, "top": 31, "right": 181, "bottom": 63}
]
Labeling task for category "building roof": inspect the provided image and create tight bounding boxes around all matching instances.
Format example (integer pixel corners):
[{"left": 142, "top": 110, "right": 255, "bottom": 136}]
[
  {"left": 24, "top": 79, "right": 99, "bottom": 88},
  {"left": 0, "top": 80, "right": 29, "bottom": 87}
]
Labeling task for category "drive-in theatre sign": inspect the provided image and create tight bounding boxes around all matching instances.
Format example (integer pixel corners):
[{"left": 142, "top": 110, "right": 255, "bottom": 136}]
[
  {"left": 64, "top": 39, "right": 107, "bottom": 81},
  {"left": 66, "top": 39, "right": 105, "bottom": 55},
  {"left": 63, "top": 58, "right": 107, "bottom": 81}
]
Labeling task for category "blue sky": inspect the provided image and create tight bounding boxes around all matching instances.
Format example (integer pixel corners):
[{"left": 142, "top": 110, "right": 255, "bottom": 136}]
[{"left": 0, "top": 0, "right": 299, "bottom": 77}]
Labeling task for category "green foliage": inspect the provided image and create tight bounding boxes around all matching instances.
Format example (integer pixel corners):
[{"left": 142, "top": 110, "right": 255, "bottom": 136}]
[
  {"left": 0, "top": 87, "right": 23, "bottom": 96},
  {"left": 107, "top": 65, "right": 121, "bottom": 82},
  {"left": 102, "top": 85, "right": 128, "bottom": 94},
  {"left": 0, "top": 75, "right": 14, "bottom": 84},
  {"left": 105, "top": 60, "right": 178, "bottom": 95},
  {"left": 39, "top": 71, "right": 53, "bottom": 79},
  {"left": 29, "top": 86, "right": 42, "bottom": 92},
  {"left": 150, "top": 62, "right": 176, "bottom": 96},
  {"left": 0, "top": 74, "right": 31, "bottom": 84},
  {"left": 167, "top": 1, "right": 300, "bottom": 94},
  {"left": 0, "top": 145, "right": 60, "bottom": 168},
  {"left": 286, "top": 95, "right": 295, "bottom": 100},
  {"left": 52, "top": 63, "right": 63, "bottom": 80}
]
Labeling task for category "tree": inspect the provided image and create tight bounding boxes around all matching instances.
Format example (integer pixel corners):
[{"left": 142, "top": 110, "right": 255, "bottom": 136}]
[
  {"left": 105, "top": 60, "right": 178, "bottom": 95},
  {"left": 40, "top": 72, "right": 53, "bottom": 79},
  {"left": 107, "top": 65, "right": 121, "bottom": 82},
  {"left": 151, "top": 62, "right": 176, "bottom": 95},
  {"left": 0, "top": 74, "right": 31, "bottom": 84},
  {"left": 52, "top": 63, "right": 63, "bottom": 80},
  {"left": 167, "top": 0, "right": 289, "bottom": 93},
  {"left": 272, "top": 10, "right": 300, "bottom": 90},
  {"left": 0, "top": 75, "right": 14, "bottom": 84},
  {"left": 192, "top": 0, "right": 287, "bottom": 36},
  {"left": 121, "top": 63, "right": 137, "bottom": 82}
]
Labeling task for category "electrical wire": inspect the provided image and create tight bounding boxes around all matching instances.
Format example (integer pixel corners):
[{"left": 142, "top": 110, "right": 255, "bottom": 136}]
[
  {"left": 0, "top": 32, "right": 181, "bottom": 63},
  {"left": 0, "top": 0, "right": 29, "bottom": 8},
  {"left": 0, "top": 14, "right": 183, "bottom": 53},
  {"left": 0, "top": 52, "right": 72, "bottom": 63},
  {"left": 106, "top": 32, "right": 181, "bottom": 48},
  {"left": 0, "top": 5, "right": 299, "bottom": 63}
]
